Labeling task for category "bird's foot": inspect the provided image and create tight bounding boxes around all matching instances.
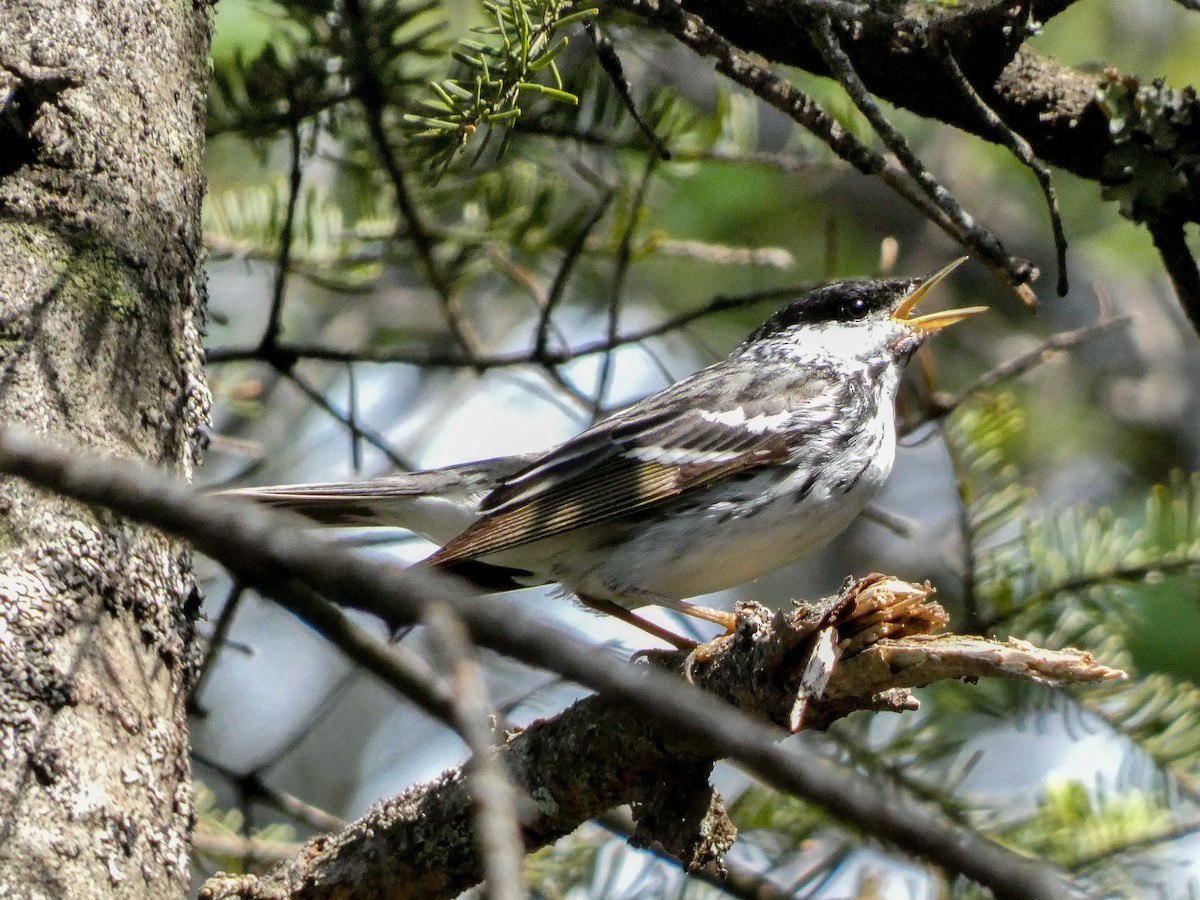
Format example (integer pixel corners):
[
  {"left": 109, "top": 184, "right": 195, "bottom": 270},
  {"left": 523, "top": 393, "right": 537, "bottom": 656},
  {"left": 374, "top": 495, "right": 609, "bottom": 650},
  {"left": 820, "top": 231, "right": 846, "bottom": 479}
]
[{"left": 683, "top": 638, "right": 731, "bottom": 683}]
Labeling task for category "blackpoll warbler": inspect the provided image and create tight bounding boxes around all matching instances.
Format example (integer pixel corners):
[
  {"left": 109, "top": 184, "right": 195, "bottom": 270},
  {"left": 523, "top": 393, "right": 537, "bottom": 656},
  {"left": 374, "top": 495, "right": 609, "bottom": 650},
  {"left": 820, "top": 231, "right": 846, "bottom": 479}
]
[{"left": 228, "top": 259, "right": 984, "bottom": 646}]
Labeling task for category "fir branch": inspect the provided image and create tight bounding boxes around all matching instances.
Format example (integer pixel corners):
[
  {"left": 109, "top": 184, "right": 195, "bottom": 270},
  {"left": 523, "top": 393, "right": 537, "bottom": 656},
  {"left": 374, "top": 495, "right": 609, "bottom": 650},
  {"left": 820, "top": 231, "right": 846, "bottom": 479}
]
[
  {"left": 203, "top": 183, "right": 389, "bottom": 290},
  {"left": 983, "top": 474, "right": 1200, "bottom": 634},
  {"left": 0, "top": 426, "right": 1097, "bottom": 900},
  {"left": 1003, "top": 782, "right": 1171, "bottom": 881},
  {"left": 1083, "top": 673, "right": 1200, "bottom": 800},
  {"left": 405, "top": 0, "right": 599, "bottom": 173},
  {"left": 943, "top": 404, "right": 1200, "bottom": 813}
]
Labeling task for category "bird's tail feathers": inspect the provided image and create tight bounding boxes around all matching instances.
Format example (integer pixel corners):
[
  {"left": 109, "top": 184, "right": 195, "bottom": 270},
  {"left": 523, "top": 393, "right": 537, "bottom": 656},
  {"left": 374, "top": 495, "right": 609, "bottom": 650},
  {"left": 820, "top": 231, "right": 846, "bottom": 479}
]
[{"left": 216, "top": 456, "right": 530, "bottom": 536}]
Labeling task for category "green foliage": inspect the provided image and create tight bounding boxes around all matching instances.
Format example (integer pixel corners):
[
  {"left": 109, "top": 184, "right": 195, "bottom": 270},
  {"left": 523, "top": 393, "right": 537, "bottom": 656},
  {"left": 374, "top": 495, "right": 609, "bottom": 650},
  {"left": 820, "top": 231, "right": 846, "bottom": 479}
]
[
  {"left": 985, "top": 471, "right": 1200, "bottom": 653},
  {"left": 523, "top": 830, "right": 601, "bottom": 898},
  {"left": 1085, "top": 673, "right": 1200, "bottom": 798},
  {"left": 192, "top": 781, "right": 298, "bottom": 875},
  {"left": 404, "top": 0, "right": 598, "bottom": 174},
  {"left": 204, "top": 181, "right": 391, "bottom": 290},
  {"left": 944, "top": 397, "right": 1200, "bottom": 661},
  {"left": 937, "top": 396, "right": 1200, "bottom": 869},
  {"left": 209, "top": 0, "right": 446, "bottom": 137},
  {"left": 731, "top": 786, "right": 829, "bottom": 844},
  {"left": 1002, "top": 781, "right": 1172, "bottom": 889}
]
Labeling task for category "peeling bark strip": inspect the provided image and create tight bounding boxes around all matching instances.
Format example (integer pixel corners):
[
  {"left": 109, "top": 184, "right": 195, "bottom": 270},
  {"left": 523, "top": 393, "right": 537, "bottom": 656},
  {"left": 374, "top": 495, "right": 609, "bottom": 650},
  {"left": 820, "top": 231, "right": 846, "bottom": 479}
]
[
  {"left": 200, "top": 577, "right": 1120, "bottom": 900},
  {"left": 0, "top": 2, "right": 212, "bottom": 898}
]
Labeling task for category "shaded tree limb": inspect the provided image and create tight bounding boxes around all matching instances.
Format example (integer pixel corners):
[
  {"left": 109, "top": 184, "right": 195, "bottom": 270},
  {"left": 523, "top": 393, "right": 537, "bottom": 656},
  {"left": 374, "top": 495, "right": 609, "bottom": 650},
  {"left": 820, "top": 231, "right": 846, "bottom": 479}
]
[
  {"left": 423, "top": 604, "right": 528, "bottom": 900},
  {"left": 808, "top": 15, "right": 1027, "bottom": 289},
  {"left": 0, "top": 428, "right": 1114, "bottom": 900},
  {"left": 619, "top": 0, "right": 1136, "bottom": 191},
  {"left": 200, "top": 578, "right": 1119, "bottom": 900},
  {"left": 606, "top": 0, "right": 1039, "bottom": 295},
  {"left": 1148, "top": 215, "right": 1200, "bottom": 337},
  {"left": 604, "top": 0, "right": 1200, "bottom": 323}
]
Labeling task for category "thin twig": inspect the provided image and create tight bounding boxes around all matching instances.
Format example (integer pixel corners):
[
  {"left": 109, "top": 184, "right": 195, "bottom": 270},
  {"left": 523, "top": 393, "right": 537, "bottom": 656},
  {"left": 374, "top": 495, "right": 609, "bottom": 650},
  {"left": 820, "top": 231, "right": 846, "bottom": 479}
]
[
  {"left": 597, "top": 808, "right": 796, "bottom": 900},
  {"left": 652, "top": 238, "right": 793, "bottom": 269},
  {"left": 341, "top": 0, "right": 483, "bottom": 361},
  {"left": 424, "top": 604, "right": 527, "bottom": 900},
  {"left": 1071, "top": 821, "right": 1200, "bottom": 873},
  {"left": 517, "top": 118, "right": 834, "bottom": 174},
  {"left": 821, "top": 724, "right": 971, "bottom": 822},
  {"left": 982, "top": 556, "right": 1200, "bottom": 632},
  {"left": 288, "top": 578, "right": 459, "bottom": 723},
  {"left": 193, "top": 830, "right": 305, "bottom": 863},
  {"left": 535, "top": 190, "right": 615, "bottom": 360},
  {"left": 251, "top": 665, "right": 366, "bottom": 771},
  {"left": 479, "top": 254, "right": 597, "bottom": 411},
  {"left": 937, "top": 40, "right": 1069, "bottom": 296},
  {"left": 595, "top": 152, "right": 658, "bottom": 418},
  {"left": 609, "top": 0, "right": 1038, "bottom": 299},
  {"left": 585, "top": 21, "right": 671, "bottom": 160},
  {"left": 207, "top": 283, "right": 808, "bottom": 369},
  {"left": 921, "top": 314, "right": 1134, "bottom": 422},
  {"left": 193, "top": 753, "right": 348, "bottom": 834},
  {"left": 189, "top": 581, "right": 247, "bottom": 717},
  {"left": 942, "top": 426, "right": 983, "bottom": 634},
  {"left": 345, "top": 362, "right": 362, "bottom": 472},
  {"left": 261, "top": 115, "right": 304, "bottom": 352},
  {"left": 809, "top": 16, "right": 1034, "bottom": 293},
  {"left": 206, "top": 89, "right": 352, "bottom": 139},
  {"left": 275, "top": 365, "right": 412, "bottom": 470}
]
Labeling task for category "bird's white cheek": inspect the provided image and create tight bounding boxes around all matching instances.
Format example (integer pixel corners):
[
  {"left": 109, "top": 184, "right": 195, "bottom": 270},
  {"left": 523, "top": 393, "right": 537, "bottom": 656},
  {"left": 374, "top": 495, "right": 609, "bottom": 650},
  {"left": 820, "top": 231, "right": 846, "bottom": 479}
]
[{"left": 780, "top": 321, "right": 901, "bottom": 368}]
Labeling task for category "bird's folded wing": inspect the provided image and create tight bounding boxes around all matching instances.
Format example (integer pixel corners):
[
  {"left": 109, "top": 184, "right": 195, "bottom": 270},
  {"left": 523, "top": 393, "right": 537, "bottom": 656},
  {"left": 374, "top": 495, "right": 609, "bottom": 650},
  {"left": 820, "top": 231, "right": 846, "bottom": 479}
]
[{"left": 424, "top": 401, "right": 796, "bottom": 566}]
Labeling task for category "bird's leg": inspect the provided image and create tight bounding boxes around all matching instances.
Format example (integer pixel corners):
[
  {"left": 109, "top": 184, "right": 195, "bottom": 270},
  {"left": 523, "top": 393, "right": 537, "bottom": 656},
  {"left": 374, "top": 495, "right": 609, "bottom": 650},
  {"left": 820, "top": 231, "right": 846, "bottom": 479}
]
[
  {"left": 600, "top": 585, "right": 739, "bottom": 634},
  {"left": 654, "top": 597, "right": 739, "bottom": 633},
  {"left": 577, "top": 594, "right": 698, "bottom": 650}
]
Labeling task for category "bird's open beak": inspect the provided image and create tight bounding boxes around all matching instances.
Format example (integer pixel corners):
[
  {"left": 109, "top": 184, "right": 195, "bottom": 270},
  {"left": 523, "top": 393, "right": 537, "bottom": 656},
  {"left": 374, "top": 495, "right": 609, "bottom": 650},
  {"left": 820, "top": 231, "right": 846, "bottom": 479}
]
[{"left": 891, "top": 257, "right": 987, "bottom": 333}]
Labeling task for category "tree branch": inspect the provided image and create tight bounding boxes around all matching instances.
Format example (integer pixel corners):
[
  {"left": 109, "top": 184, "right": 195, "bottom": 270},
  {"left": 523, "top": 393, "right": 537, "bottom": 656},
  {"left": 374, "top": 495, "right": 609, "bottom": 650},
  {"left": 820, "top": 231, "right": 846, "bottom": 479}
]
[
  {"left": 422, "top": 604, "right": 527, "bottom": 900},
  {"left": 0, "top": 428, "right": 1114, "bottom": 900},
  {"left": 1148, "top": 215, "right": 1200, "bottom": 336},
  {"left": 634, "top": 0, "right": 1170, "bottom": 197},
  {"left": 605, "top": 0, "right": 1039, "bottom": 296},
  {"left": 199, "top": 578, "right": 1118, "bottom": 900}
]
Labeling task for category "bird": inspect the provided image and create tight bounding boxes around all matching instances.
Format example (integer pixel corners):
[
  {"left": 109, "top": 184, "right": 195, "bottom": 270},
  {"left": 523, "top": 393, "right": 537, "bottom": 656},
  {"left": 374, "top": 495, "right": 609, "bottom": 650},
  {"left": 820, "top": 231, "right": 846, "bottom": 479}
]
[{"left": 224, "top": 258, "right": 985, "bottom": 647}]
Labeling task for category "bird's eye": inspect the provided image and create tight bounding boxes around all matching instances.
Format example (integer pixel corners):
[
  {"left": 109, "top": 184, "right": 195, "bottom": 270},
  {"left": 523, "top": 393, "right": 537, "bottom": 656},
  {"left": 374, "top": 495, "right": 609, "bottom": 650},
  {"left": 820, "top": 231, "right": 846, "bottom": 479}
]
[{"left": 848, "top": 298, "right": 868, "bottom": 318}]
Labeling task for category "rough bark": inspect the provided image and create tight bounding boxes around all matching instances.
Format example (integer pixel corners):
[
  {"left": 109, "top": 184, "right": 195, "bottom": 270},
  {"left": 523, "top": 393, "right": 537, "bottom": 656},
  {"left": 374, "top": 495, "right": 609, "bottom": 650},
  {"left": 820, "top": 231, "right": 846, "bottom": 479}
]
[{"left": 0, "top": 1, "right": 211, "bottom": 897}]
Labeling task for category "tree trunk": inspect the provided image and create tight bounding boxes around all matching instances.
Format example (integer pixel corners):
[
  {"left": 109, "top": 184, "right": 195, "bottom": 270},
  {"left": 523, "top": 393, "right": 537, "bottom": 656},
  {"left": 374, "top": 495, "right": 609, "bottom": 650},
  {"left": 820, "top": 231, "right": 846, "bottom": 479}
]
[{"left": 0, "top": 1, "right": 211, "bottom": 897}]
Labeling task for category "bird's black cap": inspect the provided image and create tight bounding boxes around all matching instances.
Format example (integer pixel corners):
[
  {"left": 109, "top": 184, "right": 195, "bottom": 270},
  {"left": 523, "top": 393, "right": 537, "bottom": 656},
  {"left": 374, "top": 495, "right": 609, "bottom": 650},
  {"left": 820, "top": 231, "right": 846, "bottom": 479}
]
[{"left": 745, "top": 278, "right": 913, "bottom": 343}]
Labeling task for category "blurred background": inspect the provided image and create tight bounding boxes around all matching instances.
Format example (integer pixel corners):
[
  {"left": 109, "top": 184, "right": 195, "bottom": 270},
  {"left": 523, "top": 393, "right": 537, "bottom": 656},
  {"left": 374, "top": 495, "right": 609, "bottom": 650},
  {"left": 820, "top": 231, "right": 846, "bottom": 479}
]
[{"left": 193, "top": 1, "right": 1200, "bottom": 895}]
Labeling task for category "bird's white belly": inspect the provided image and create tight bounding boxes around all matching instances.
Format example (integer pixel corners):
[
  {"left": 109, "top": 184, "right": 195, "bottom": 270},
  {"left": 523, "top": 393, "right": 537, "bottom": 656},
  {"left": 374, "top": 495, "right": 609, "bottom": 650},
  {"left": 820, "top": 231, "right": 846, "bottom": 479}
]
[{"left": 544, "top": 430, "right": 896, "bottom": 605}]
